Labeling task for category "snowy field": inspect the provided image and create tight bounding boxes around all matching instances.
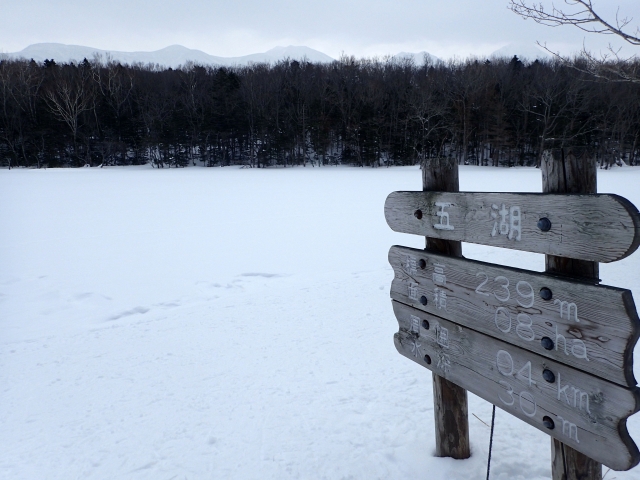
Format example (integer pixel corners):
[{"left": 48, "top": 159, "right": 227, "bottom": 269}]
[{"left": 1, "top": 164, "right": 640, "bottom": 480}]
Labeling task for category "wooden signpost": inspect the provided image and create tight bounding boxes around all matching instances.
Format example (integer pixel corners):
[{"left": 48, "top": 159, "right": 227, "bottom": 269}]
[
  {"left": 543, "top": 149, "right": 603, "bottom": 479},
  {"left": 386, "top": 153, "right": 640, "bottom": 476},
  {"left": 385, "top": 191, "right": 640, "bottom": 263}
]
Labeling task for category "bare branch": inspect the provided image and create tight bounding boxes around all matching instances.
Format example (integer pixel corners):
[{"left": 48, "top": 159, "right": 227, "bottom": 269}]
[
  {"left": 509, "top": 1, "right": 640, "bottom": 82},
  {"left": 535, "top": 40, "right": 640, "bottom": 83},
  {"left": 509, "top": 0, "right": 640, "bottom": 45}
]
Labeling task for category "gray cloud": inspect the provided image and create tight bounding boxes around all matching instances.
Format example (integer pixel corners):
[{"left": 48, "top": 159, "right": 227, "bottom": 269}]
[{"left": 1, "top": 0, "right": 637, "bottom": 59}]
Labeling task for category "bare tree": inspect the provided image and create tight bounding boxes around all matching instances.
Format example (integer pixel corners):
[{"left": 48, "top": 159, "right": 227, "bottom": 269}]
[
  {"left": 509, "top": 0, "right": 640, "bottom": 82},
  {"left": 43, "top": 62, "right": 96, "bottom": 164},
  {"left": 509, "top": 1, "right": 639, "bottom": 44},
  {"left": 92, "top": 54, "right": 135, "bottom": 164},
  {"left": 407, "top": 61, "right": 447, "bottom": 162},
  {"left": 0, "top": 60, "right": 44, "bottom": 167}
]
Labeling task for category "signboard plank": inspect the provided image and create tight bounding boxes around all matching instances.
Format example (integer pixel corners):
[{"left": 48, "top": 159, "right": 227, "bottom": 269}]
[
  {"left": 393, "top": 301, "right": 640, "bottom": 471},
  {"left": 384, "top": 191, "right": 640, "bottom": 263},
  {"left": 389, "top": 245, "right": 640, "bottom": 387}
]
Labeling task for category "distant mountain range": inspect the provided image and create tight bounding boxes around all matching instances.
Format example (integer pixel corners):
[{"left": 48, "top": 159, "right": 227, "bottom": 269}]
[
  {"left": 4, "top": 43, "right": 336, "bottom": 68},
  {"left": 3, "top": 42, "right": 550, "bottom": 68}
]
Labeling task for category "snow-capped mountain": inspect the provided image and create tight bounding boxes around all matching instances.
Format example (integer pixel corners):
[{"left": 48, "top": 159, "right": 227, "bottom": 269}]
[
  {"left": 392, "top": 51, "right": 440, "bottom": 65},
  {"left": 5, "top": 43, "right": 335, "bottom": 67},
  {"left": 489, "top": 43, "right": 551, "bottom": 61},
  {"left": 234, "top": 45, "right": 335, "bottom": 65}
]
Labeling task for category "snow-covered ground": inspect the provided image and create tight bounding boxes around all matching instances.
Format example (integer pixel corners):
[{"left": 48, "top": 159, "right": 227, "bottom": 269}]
[{"left": 1, "top": 165, "right": 639, "bottom": 480}]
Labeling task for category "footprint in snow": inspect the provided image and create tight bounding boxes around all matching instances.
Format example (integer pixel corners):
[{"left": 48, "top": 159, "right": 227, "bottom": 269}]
[
  {"left": 106, "top": 306, "right": 150, "bottom": 321},
  {"left": 155, "top": 301, "right": 180, "bottom": 309},
  {"left": 71, "top": 292, "right": 113, "bottom": 301},
  {"left": 239, "top": 272, "right": 286, "bottom": 278}
]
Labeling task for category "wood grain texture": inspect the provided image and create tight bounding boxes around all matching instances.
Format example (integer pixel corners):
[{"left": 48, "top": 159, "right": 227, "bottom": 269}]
[
  {"left": 393, "top": 301, "right": 640, "bottom": 471},
  {"left": 552, "top": 438, "right": 602, "bottom": 480},
  {"left": 422, "top": 158, "right": 463, "bottom": 257},
  {"left": 543, "top": 147, "right": 603, "bottom": 479},
  {"left": 543, "top": 148, "right": 600, "bottom": 281},
  {"left": 389, "top": 245, "right": 640, "bottom": 387},
  {"left": 384, "top": 191, "right": 640, "bottom": 263},
  {"left": 542, "top": 148, "right": 597, "bottom": 195},
  {"left": 421, "top": 157, "right": 470, "bottom": 459},
  {"left": 432, "top": 369, "right": 469, "bottom": 459}
]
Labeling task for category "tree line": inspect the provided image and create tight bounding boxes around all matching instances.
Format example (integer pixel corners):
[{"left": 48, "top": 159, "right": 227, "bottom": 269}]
[{"left": 1, "top": 54, "right": 639, "bottom": 168}]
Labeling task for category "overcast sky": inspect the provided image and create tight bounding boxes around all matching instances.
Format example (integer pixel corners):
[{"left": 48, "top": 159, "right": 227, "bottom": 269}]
[{"left": 1, "top": 0, "right": 637, "bottom": 59}]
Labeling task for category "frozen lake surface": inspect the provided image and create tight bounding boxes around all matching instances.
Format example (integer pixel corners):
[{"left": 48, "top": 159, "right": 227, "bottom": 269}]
[{"left": 1, "top": 164, "right": 640, "bottom": 479}]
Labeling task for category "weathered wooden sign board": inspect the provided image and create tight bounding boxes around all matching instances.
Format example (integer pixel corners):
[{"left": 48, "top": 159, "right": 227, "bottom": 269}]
[
  {"left": 388, "top": 245, "right": 640, "bottom": 387},
  {"left": 384, "top": 192, "right": 640, "bottom": 263},
  {"left": 386, "top": 180, "right": 640, "bottom": 473},
  {"left": 393, "top": 301, "right": 640, "bottom": 471}
]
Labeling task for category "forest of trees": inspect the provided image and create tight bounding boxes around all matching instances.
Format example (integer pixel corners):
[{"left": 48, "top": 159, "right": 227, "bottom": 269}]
[{"left": 1, "top": 54, "right": 639, "bottom": 169}]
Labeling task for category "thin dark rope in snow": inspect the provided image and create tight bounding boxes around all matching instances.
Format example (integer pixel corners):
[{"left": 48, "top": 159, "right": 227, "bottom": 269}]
[{"left": 486, "top": 404, "right": 496, "bottom": 480}]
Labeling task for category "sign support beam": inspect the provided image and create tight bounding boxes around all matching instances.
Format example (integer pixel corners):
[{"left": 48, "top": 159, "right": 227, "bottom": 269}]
[
  {"left": 543, "top": 148, "right": 602, "bottom": 480},
  {"left": 422, "top": 157, "right": 470, "bottom": 459}
]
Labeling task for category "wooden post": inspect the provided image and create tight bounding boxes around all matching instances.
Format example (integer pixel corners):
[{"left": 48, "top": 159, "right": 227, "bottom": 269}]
[
  {"left": 422, "top": 158, "right": 470, "bottom": 459},
  {"left": 542, "top": 147, "right": 602, "bottom": 480}
]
